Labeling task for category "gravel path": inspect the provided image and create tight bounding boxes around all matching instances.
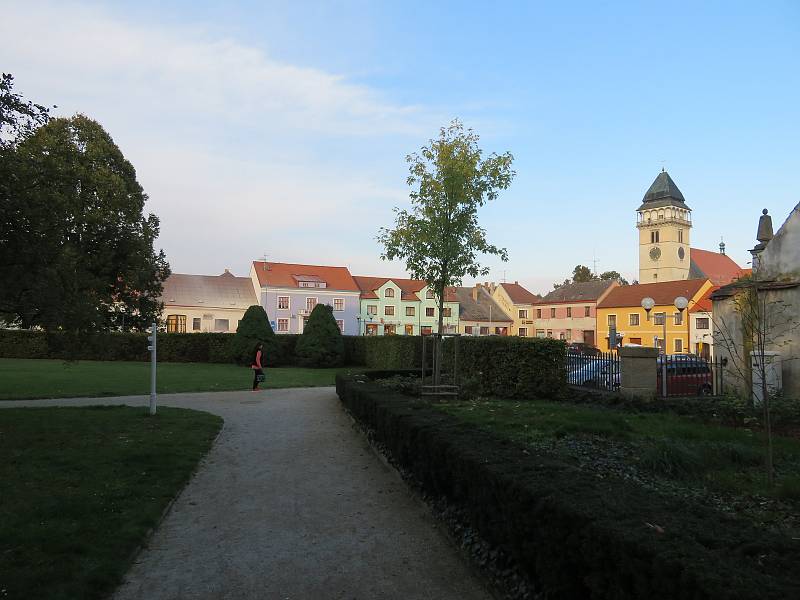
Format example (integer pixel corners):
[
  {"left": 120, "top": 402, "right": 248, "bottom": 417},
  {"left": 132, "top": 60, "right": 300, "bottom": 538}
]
[{"left": 4, "top": 388, "right": 490, "bottom": 600}]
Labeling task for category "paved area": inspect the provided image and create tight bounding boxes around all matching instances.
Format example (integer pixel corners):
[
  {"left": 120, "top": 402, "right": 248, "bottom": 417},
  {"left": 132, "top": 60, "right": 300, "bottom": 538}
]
[{"left": 4, "top": 388, "right": 490, "bottom": 600}]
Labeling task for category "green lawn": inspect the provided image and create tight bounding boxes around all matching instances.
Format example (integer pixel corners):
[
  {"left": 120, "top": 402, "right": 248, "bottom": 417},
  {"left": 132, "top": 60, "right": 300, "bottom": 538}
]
[
  {"left": 436, "top": 399, "right": 800, "bottom": 529},
  {"left": 0, "top": 406, "right": 222, "bottom": 600},
  {"left": 0, "top": 358, "right": 353, "bottom": 400}
]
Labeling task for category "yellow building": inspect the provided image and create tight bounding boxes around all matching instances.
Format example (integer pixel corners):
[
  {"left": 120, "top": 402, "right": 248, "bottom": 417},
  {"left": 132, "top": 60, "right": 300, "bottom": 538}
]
[
  {"left": 491, "top": 281, "right": 540, "bottom": 336},
  {"left": 596, "top": 279, "right": 713, "bottom": 353}
]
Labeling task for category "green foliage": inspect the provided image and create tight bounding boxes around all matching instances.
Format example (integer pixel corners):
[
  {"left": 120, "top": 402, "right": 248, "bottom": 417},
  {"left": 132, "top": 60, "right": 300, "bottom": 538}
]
[
  {"left": 379, "top": 119, "right": 514, "bottom": 332},
  {"left": 554, "top": 266, "right": 628, "bottom": 288},
  {"left": 231, "top": 305, "right": 276, "bottom": 366},
  {"left": 295, "top": 304, "right": 345, "bottom": 367},
  {"left": 0, "top": 113, "right": 169, "bottom": 331},
  {"left": 640, "top": 441, "right": 704, "bottom": 479},
  {"left": 0, "top": 73, "right": 51, "bottom": 149},
  {"left": 343, "top": 335, "right": 422, "bottom": 368}
]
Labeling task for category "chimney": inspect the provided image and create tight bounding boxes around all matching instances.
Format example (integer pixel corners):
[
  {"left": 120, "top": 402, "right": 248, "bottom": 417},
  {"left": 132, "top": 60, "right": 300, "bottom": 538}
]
[
  {"left": 472, "top": 285, "right": 479, "bottom": 302},
  {"left": 514, "top": 280, "right": 519, "bottom": 285}
]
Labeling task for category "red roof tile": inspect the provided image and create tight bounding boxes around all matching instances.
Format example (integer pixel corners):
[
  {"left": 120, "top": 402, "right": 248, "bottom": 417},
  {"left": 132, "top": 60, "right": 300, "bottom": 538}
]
[
  {"left": 689, "top": 286, "right": 718, "bottom": 313},
  {"left": 597, "top": 278, "right": 709, "bottom": 309},
  {"left": 499, "top": 282, "right": 540, "bottom": 304},
  {"left": 252, "top": 261, "right": 359, "bottom": 291},
  {"left": 689, "top": 248, "right": 745, "bottom": 285}
]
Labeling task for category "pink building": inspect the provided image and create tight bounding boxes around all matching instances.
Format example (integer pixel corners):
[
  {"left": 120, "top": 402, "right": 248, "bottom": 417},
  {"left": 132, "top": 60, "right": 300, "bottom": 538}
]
[{"left": 533, "top": 280, "right": 618, "bottom": 346}]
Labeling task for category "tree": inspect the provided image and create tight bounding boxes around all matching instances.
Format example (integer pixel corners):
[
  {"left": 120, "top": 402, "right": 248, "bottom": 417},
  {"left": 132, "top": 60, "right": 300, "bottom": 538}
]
[
  {"left": 232, "top": 305, "right": 277, "bottom": 366},
  {"left": 0, "top": 73, "right": 52, "bottom": 149},
  {"left": 295, "top": 304, "right": 344, "bottom": 367},
  {"left": 572, "top": 265, "right": 594, "bottom": 283},
  {"left": 0, "top": 114, "right": 169, "bottom": 331},
  {"left": 599, "top": 271, "right": 629, "bottom": 285},
  {"left": 379, "top": 120, "right": 514, "bottom": 381},
  {"left": 553, "top": 266, "right": 629, "bottom": 289}
]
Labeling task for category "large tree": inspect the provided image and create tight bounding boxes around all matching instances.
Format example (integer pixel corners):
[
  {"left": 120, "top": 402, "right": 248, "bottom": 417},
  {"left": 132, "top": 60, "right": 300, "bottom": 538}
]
[
  {"left": 379, "top": 120, "right": 514, "bottom": 338},
  {"left": 0, "top": 112, "right": 169, "bottom": 331}
]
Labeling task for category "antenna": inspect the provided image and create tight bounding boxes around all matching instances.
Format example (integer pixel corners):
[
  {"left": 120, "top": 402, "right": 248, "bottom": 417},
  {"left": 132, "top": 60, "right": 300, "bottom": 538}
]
[
  {"left": 502, "top": 269, "right": 507, "bottom": 283},
  {"left": 591, "top": 251, "right": 599, "bottom": 277}
]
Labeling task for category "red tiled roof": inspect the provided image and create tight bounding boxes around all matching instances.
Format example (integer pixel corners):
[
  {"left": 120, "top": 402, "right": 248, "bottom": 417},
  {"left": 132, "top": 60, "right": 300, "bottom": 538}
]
[
  {"left": 597, "top": 278, "right": 709, "bottom": 309},
  {"left": 353, "top": 275, "right": 459, "bottom": 302},
  {"left": 689, "top": 286, "right": 718, "bottom": 313},
  {"left": 689, "top": 248, "right": 745, "bottom": 285},
  {"left": 252, "top": 261, "right": 359, "bottom": 291},
  {"left": 499, "top": 282, "right": 540, "bottom": 304}
]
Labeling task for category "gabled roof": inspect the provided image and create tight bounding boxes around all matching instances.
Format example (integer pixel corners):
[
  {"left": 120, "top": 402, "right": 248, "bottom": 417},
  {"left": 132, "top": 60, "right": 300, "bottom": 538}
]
[
  {"left": 499, "top": 282, "right": 540, "bottom": 305},
  {"left": 597, "top": 278, "right": 709, "bottom": 309},
  {"left": 638, "top": 170, "right": 689, "bottom": 210},
  {"left": 455, "top": 286, "right": 513, "bottom": 323},
  {"left": 353, "top": 275, "right": 458, "bottom": 301},
  {"left": 539, "top": 280, "right": 617, "bottom": 304},
  {"left": 689, "top": 248, "right": 746, "bottom": 285},
  {"left": 689, "top": 286, "right": 718, "bottom": 313},
  {"left": 252, "top": 261, "right": 359, "bottom": 291},
  {"left": 162, "top": 271, "right": 257, "bottom": 309}
]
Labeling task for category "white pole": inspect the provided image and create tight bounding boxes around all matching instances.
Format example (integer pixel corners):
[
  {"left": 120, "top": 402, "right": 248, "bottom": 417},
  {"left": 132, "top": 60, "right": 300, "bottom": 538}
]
[{"left": 149, "top": 322, "right": 157, "bottom": 415}]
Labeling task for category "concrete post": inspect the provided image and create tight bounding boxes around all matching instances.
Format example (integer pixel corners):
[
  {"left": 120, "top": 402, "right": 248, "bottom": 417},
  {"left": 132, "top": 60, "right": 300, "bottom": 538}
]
[{"left": 619, "top": 346, "right": 659, "bottom": 400}]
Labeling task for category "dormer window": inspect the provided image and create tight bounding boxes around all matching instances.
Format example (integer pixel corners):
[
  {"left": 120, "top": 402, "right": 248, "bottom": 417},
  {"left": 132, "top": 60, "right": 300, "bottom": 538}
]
[{"left": 385, "top": 288, "right": 395, "bottom": 298}]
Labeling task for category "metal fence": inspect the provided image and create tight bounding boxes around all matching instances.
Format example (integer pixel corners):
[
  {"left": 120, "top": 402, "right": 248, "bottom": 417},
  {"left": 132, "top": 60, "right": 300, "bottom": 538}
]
[
  {"left": 656, "top": 355, "right": 724, "bottom": 397},
  {"left": 566, "top": 350, "right": 620, "bottom": 392}
]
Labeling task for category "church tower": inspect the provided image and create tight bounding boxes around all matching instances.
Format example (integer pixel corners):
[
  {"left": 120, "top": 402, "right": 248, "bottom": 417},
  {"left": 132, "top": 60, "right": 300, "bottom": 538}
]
[{"left": 637, "top": 170, "right": 692, "bottom": 282}]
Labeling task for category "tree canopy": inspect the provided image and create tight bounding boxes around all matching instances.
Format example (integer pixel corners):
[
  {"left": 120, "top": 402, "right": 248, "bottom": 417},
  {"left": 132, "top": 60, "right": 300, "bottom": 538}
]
[
  {"left": 232, "top": 305, "right": 276, "bottom": 366},
  {"left": 295, "top": 304, "right": 344, "bottom": 367},
  {"left": 379, "top": 119, "right": 514, "bottom": 334},
  {"left": 0, "top": 92, "right": 169, "bottom": 331},
  {"left": 553, "top": 265, "right": 629, "bottom": 288}
]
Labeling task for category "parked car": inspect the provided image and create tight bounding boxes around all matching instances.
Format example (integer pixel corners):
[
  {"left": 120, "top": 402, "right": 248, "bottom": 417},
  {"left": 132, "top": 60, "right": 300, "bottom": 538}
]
[
  {"left": 567, "top": 343, "right": 600, "bottom": 356},
  {"left": 656, "top": 354, "right": 713, "bottom": 396},
  {"left": 570, "top": 359, "right": 619, "bottom": 389}
]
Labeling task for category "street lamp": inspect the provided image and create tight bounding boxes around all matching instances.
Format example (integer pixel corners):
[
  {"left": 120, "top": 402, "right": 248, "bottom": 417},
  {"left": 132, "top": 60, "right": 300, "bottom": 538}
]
[{"left": 641, "top": 295, "right": 689, "bottom": 396}]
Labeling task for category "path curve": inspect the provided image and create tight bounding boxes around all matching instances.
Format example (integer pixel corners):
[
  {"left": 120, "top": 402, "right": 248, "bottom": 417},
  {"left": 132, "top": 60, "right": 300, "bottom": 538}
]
[{"left": 4, "top": 388, "right": 490, "bottom": 600}]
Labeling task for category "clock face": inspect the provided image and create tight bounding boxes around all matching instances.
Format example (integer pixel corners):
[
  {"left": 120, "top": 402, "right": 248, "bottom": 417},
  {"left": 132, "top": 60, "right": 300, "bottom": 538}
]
[
  {"left": 649, "top": 246, "right": 661, "bottom": 261},
  {"left": 678, "top": 247, "right": 685, "bottom": 260}
]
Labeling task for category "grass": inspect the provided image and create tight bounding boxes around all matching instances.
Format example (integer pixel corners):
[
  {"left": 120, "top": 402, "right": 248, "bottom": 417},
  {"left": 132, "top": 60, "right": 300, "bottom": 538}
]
[
  {"left": 436, "top": 398, "right": 800, "bottom": 500},
  {"left": 0, "top": 358, "right": 353, "bottom": 400},
  {"left": 0, "top": 405, "right": 222, "bottom": 600}
]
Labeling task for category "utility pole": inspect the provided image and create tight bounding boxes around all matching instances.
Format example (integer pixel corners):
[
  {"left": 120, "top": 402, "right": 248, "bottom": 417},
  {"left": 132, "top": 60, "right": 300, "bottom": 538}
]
[{"left": 147, "top": 322, "right": 157, "bottom": 415}]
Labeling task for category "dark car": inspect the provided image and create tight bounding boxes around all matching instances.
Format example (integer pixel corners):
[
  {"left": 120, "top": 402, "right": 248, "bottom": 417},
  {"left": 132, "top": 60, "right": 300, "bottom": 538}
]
[{"left": 656, "top": 354, "right": 713, "bottom": 396}]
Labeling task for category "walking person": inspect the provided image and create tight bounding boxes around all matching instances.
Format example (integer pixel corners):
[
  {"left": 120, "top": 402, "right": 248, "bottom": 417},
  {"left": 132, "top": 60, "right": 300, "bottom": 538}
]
[{"left": 251, "top": 342, "right": 265, "bottom": 391}]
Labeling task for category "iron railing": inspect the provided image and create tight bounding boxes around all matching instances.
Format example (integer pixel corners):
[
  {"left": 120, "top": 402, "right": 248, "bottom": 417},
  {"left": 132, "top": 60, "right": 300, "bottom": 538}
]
[
  {"left": 656, "top": 354, "right": 723, "bottom": 397},
  {"left": 566, "top": 350, "right": 620, "bottom": 392}
]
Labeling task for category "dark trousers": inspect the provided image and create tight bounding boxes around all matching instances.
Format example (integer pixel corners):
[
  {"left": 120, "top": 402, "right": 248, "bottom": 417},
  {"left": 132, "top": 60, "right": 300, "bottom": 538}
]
[{"left": 253, "top": 368, "right": 264, "bottom": 390}]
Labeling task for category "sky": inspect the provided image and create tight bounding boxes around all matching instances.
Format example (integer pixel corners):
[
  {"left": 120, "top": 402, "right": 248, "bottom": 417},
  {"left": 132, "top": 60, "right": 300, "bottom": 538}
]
[{"left": 2, "top": 1, "right": 798, "bottom": 294}]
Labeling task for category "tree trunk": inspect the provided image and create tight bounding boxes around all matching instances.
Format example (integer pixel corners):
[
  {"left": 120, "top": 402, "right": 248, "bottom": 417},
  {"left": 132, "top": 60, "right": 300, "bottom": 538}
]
[{"left": 435, "top": 279, "right": 447, "bottom": 386}]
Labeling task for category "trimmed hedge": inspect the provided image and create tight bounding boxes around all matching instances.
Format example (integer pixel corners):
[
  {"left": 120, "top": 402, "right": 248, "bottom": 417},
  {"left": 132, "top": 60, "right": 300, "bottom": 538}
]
[
  {"left": 343, "top": 336, "right": 423, "bottom": 369},
  {"left": 443, "top": 336, "right": 567, "bottom": 400},
  {"left": 336, "top": 372, "right": 800, "bottom": 600}
]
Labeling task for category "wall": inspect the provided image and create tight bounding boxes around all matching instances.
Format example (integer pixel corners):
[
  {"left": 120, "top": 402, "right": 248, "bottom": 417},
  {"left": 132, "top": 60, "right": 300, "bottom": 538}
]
[
  {"left": 532, "top": 302, "right": 597, "bottom": 343},
  {"left": 689, "top": 310, "right": 714, "bottom": 357},
  {"left": 637, "top": 208, "right": 691, "bottom": 283},
  {"left": 162, "top": 305, "right": 250, "bottom": 333},
  {"left": 760, "top": 203, "right": 800, "bottom": 280},
  {"left": 262, "top": 287, "right": 361, "bottom": 335},
  {"left": 491, "top": 286, "right": 533, "bottom": 336},
  {"left": 358, "top": 281, "right": 459, "bottom": 335}
]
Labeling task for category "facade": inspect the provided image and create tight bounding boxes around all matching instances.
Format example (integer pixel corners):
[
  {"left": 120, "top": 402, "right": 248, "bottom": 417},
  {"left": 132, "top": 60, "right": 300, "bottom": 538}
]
[
  {"left": 161, "top": 270, "right": 258, "bottom": 333},
  {"left": 250, "top": 261, "right": 361, "bottom": 335},
  {"left": 353, "top": 276, "right": 459, "bottom": 335},
  {"left": 491, "top": 282, "right": 540, "bottom": 336},
  {"left": 455, "top": 285, "right": 513, "bottom": 336},
  {"left": 596, "top": 279, "right": 714, "bottom": 352},
  {"left": 533, "top": 280, "right": 618, "bottom": 345},
  {"left": 688, "top": 286, "right": 717, "bottom": 359}
]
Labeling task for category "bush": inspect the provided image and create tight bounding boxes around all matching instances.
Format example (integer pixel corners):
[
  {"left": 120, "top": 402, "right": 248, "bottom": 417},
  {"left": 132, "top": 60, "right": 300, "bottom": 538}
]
[
  {"left": 295, "top": 304, "right": 344, "bottom": 367},
  {"left": 231, "top": 306, "right": 277, "bottom": 366}
]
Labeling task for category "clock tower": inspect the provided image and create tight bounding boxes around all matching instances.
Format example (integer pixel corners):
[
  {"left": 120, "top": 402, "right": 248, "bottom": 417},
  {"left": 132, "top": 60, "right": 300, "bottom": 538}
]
[{"left": 637, "top": 170, "right": 692, "bottom": 282}]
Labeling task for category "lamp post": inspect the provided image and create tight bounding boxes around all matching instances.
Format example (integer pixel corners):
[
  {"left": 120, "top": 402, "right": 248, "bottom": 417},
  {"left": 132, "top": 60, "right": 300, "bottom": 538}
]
[{"left": 641, "top": 295, "right": 688, "bottom": 397}]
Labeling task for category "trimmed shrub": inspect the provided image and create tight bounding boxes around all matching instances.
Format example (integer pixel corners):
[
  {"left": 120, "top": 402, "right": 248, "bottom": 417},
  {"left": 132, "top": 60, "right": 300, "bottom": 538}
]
[
  {"left": 231, "top": 306, "right": 277, "bottom": 366},
  {"left": 295, "top": 304, "right": 344, "bottom": 367},
  {"left": 343, "top": 335, "right": 423, "bottom": 369}
]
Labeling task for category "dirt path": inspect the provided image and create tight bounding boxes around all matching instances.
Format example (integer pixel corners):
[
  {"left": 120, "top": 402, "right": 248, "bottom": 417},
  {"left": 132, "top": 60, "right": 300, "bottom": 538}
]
[{"left": 4, "top": 388, "right": 490, "bottom": 600}]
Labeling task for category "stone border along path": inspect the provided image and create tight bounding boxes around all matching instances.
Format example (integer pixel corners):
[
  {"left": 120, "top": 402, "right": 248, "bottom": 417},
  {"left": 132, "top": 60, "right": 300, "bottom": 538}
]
[{"left": 4, "top": 388, "right": 491, "bottom": 600}]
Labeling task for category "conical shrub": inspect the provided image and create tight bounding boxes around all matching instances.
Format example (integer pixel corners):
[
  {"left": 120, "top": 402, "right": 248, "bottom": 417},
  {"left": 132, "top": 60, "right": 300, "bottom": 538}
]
[
  {"left": 231, "top": 305, "right": 277, "bottom": 366},
  {"left": 295, "top": 303, "right": 344, "bottom": 367}
]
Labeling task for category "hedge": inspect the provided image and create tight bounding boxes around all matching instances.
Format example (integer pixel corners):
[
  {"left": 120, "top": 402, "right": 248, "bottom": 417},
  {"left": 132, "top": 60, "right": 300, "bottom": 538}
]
[
  {"left": 343, "top": 336, "right": 423, "bottom": 369},
  {"left": 336, "top": 372, "right": 800, "bottom": 600}
]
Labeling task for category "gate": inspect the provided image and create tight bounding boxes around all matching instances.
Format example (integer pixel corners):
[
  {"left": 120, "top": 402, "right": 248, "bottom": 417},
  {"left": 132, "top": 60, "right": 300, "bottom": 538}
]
[
  {"left": 566, "top": 350, "right": 619, "bottom": 392},
  {"left": 656, "top": 355, "right": 724, "bottom": 397}
]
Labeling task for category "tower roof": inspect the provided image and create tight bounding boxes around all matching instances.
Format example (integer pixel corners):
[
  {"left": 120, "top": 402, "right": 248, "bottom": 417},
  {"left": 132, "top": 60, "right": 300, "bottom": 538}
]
[{"left": 638, "top": 170, "right": 689, "bottom": 210}]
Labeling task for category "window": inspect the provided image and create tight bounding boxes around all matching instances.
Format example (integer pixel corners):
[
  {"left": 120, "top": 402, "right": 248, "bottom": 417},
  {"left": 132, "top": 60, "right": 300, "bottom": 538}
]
[
  {"left": 192, "top": 318, "right": 201, "bottom": 331},
  {"left": 426, "top": 290, "right": 434, "bottom": 299},
  {"left": 566, "top": 307, "right": 572, "bottom": 317},
  {"left": 442, "top": 307, "right": 452, "bottom": 317},
  {"left": 651, "top": 230, "right": 660, "bottom": 243},
  {"left": 366, "top": 323, "right": 378, "bottom": 336},
  {"left": 584, "top": 306, "right": 590, "bottom": 317},
  {"left": 674, "top": 338, "right": 683, "bottom": 353},
  {"left": 384, "top": 324, "right": 396, "bottom": 335},
  {"left": 426, "top": 307, "right": 435, "bottom": 317},
  {"left": 421, "top": 326, "right": 433, "bottom": 335},
  {"left": 535, "top": 329, "right": 545, "bottom": 338},
  {"left": 546, "top": 329, "right": 553, "bottom": 337},
  {"left": 214, "top": 319, "right": 229, "bottom": 332},
  {"left": 385, "top": 288, "right": 395, "bottom": 298},
  {"left": 166, "top": 315, "right": 186, "bottom": 333},
  {"left": 696, "top": 317, "right": 710, "bottom": 330},
  {"left": 519, "top": 309, "right": 528, "bottom": 319},
  {"left": 480, "top": 326, "right": 489, "bottom": 335},
  {"left": 674, "top": 312, "right": 683, "bottom": 325},
  {"left": 336, "top": 320, "right": 344, "bottom": 333},
  {"left": 464, "top": 326, "right": 473, "bottom": 334},
  {"left": 654, "top": 312, "right": 666, "bottom": 325},
  {"left": 629, "top": 313, "right": 640, "bottom": 326},
  {"left": 277, "top": 318, "right": 289, "bottom": 332},
  {"left": 385, "top": 305, "right": 395, "bottom": 316},
  {"left": 607, "top": 314, "right": 617, "bottom": 327},
  {"left": 678, "top": 229, "right": 684, "bottom": 243},
  {"left": 406, "top": 306, "right": 415, "bottom": 316},
  {"left": 629, "top": 337, "right": 642, "bottom": 345},
  {"left": 550, "top": 308, "right": 556, "bottom": 318},
  {"left": 566, "top": 329, "right": 572, "bottom": 340},
  {"left": 367, "top": 304, "right": 377, "bottom": 315},
  {"left": 405, "top": 324, "right": 414, "bottom": 335},
  {"left": 519, "top": 327, "right": 527, "bottom": 337},
  {"left": 333, "top": 298, "right": 344, "bottom": 311},
  {"left": 306, "top": 297, "right": 317, "bottom": 311},
  {"left": 559, "top": 332, "right": 566, "bottom": 340},
  {"left": 277, "top": 296, "right": 289, "bottom": 310},
  {"left": 536, "top": 309, "right": 542, "bottom": 319}
]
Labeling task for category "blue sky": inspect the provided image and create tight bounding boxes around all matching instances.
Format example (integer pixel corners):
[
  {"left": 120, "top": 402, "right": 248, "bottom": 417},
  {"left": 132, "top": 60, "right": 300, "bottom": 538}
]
[{"left": 3, "top": 1, "right": 798, "bottom": 293}]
